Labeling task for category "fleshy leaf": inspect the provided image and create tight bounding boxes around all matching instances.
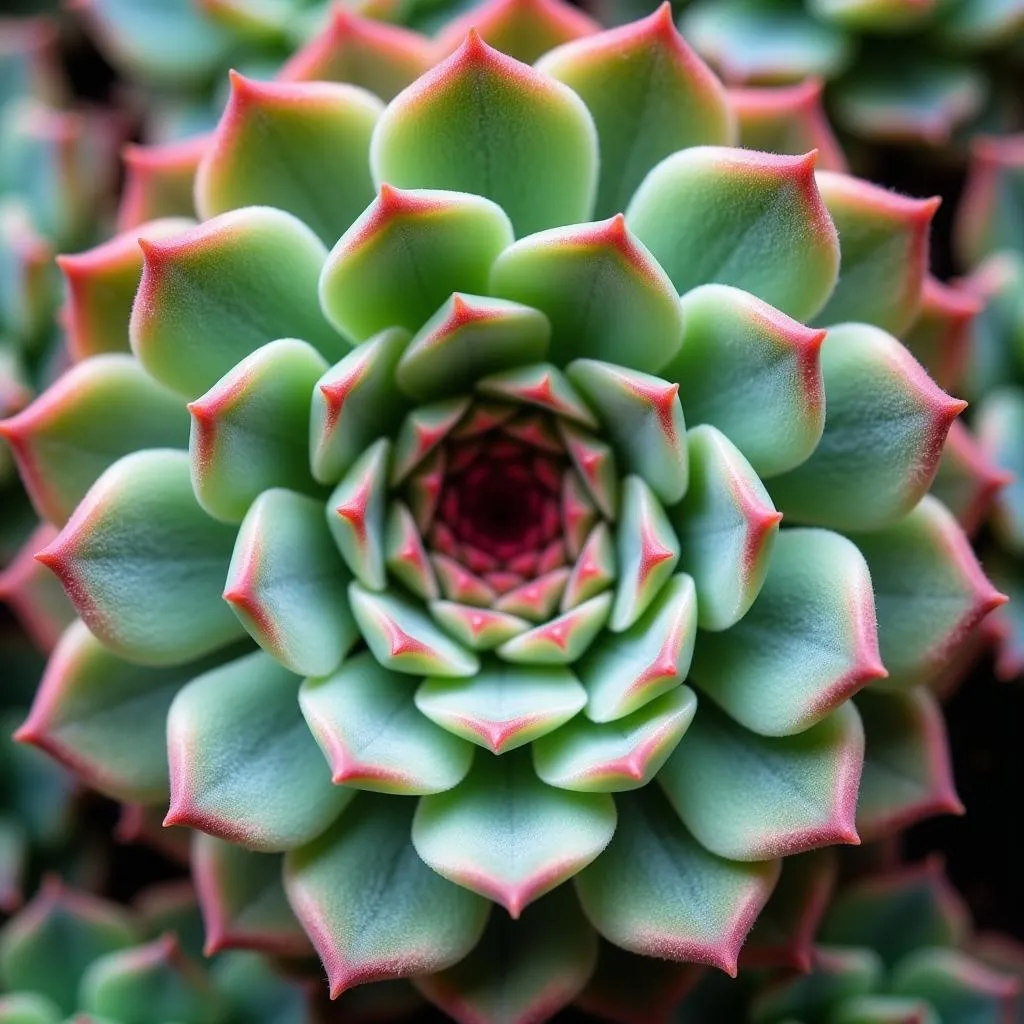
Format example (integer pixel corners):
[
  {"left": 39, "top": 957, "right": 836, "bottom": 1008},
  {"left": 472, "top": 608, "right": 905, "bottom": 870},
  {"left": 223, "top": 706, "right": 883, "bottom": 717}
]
[
  {"left": 669, "top": 284, "right": 826, "bottom": 478},
  {"left": 490, "top": 216, "right": 683, "bottom": 374},
  {"left": 890, "top": 949, "right": 1019, "bottom": 1023},
  {"left": 166, "top": 650, "right": 351, "bottom": 852},
  {"left": 813, "top": 172, "right": 938, "bottom": 334},
  {"left": 15, "top": 620, "right": 237, "bottom": 804},
  {"left": 429, "top": 601, "right": 530, "bottom": 650},
  {"left": 977, "top": 388, "right": 1024, "bottom": 554},
  {"left": 370, "top": 31, "right": 598, "bottom": 237},
  {"left": 391, "top": 396, "right": 469, "bottom": 485},
  {"left": 300, "top": 650, "right": 473, "bottom": 794},
  {"left": 566, "top": 359, "right": 687, "bottom": 502},
  {"left": 319, "top": 186, "right": 514, "bottom": 344},
  {"left": 538, "top": 4, "right": 734, "bottom": 219},
  {"left": 575, "top": 786, "right": 780, "bottom": 975},
  {"left": 117, "top": 137, "right": 207, "bottom": 230},
  {"left": 349, "top": 582, "right": 480, "bottom": 677},
  {"left": 534, "top": 685, "right": 696, "bottom": 792},
  {"left": 659, "top": 701, "right": 863, "bottom": 861},
  {"left": 0, "top": 526, "right": 74, "bottom": 652},
  {"left": 626, "top": 147, "right": 839, "bottom": 322},
  {"left": 854, "top": 495, "right": 1005, "bottom": 689},
  {"left": 36, "top": 450, "right": 243, "bottom": 665},
  {"left": 327, "top": 438, "right": 389, "bottom": 590},
  {"left": 416, "top": 885, "right": 599, "bottom": 1024},
  {"left": 932, "top": 420, "right": 1010, "bottom": 538},
  {"left": 767, "top": 324, "right": 965, "bottom": 532},
  {"left": 396, "top": 293, "right": 550, "bottom": 400},
  {"left": 192, "top": 834, "right": 309, "bottom": 957},
  {"left": 415, "top": 661, "right": 586, "bottom": 753},
  {"left": 669, "top": 424, "right": 780, "bottom": 631},
  {"left": 689, "top": 528, "right": 884, "bottom": 737},
  {"left": 284, "top": 794, "right": 490, "bottom": 996},
  {"left": 557, "top": 421, "right": 619, "bottom": 520},
  {"left": 956, "top": 135, "right": 1024, "bottom": 269},
  {"left": 902, "top": 277, "right": 979, "bottom": 393},
  {"left": 412, "top": 749, "right": 616, "bottom": 917},
  {"left": 189, "top": 339, "right": 328, "bottom": 523},
  {"left": 130, "top": 206, "right": 344, "bottom": 397},
  {"left": 0, "top": 354, "right": 189, "bottom": 527},
  {"left": 226, "top": 489, "right": 358, "bottom": 678},
  {"left": 476, "top": 362, "right": 598, "bottom": 428},
  {"left": 561, "top": 522, "right": 616, "bottom": 611},
  {"left": 855, "top": 688, "right": 963, "bottom": 840},
  {"left": 196, "top": 74, "right": 382, "bottom": 246},
  {"left": 497, "top": 592, "right": 612, "bottom": 664},
  {"left": 387, "top": 501, "right": 439, "bottom": 600}
]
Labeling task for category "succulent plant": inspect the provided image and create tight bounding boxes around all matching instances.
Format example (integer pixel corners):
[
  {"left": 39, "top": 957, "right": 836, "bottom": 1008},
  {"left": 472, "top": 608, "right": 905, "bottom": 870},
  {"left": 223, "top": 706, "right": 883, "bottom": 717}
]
[
  {"left": 2, "top": 5, "right": 1004, "bottom": 1017},
  {"left": 0, "top": 878, "right": 312, "bottom": 1023}
]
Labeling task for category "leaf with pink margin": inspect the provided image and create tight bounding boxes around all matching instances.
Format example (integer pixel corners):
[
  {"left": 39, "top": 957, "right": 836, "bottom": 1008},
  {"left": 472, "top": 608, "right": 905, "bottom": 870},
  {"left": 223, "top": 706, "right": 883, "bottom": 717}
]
[
  {"left": 985, "top": 553, "right": 1024, "bottom": 682},
  {"left": 902, "top": 277, "right": 979, "bottom": 393},
  {"left": 57, "top": 218, "right": 194, "bottom": 361},
  {"left": 319, "top": 186, "right": 514, "bottom": 344},
  {"left": 575, "top": 785, "right": 780, "bottom": 975},
  {"left": 813, "top": 172, "right": 938, "bottom": 335},
  {"left": 670, "top": 284, "right": 826, "bottom": 479},
  {"left": 819, "top": 857, "right": 969, "bottom": 966},
  {"left": 327, "top": 438, "right": 389, "bottom": 590},
  {"left": 15, "top": 620, "right": 243, "bottom": 805},
  {"left": 626, "top": 147, "right": 839, "bottom": 322},
  {"left": 561, "top": 521, "right": 616, "bottom": 610},
  {"left": 412, "top": 749, "right": 616, "bottom": 917},
  {"left": 284, "top": 793, "right": 490, "bottom": 997},
  {"left": 854, "top": 495, "right": 1006, "bottom": 690},
  {"left": 743, "top": 849, "right": 838, "bottom": 972},
  {"left": 225, "top": 489, "right": 358, "bottom": 679},
  {"left": 429, "top": 601, "right": 530, "bottom": 650},
  {"left": 370, "top": 32, "right": 598, "bottom": 237},
  {"left": 496, "top": 591, "right": 612, "bottom": 664},
  {"left": 299, "top": 650, "right": 474, "bottom": 795},
  {"left": 689, "top": 529, "right": 885, "bottom": 738},
  {"left": 767, "top": 325, "right": 965, "bottom": 532},
  {"left": 557, "top": 421, "right": 618, "bottom": 520},
  {"left": 117, "top": 137, "right": 207, "bottom": 231},
  {"left": 537, "top": 4, "right": 733, "bottom": 218},
  {"left": 130, "top": 206, "right": 345, "bottom": 398},
  {"left": 565, "top": 359, "right": 687, "bottom": 502},
  {"left": 311, "top": 327, "right": 412, "bottom": 486},
  {"left": 415, "top": 884, "right": 598, "bottom": 1024},
  {"left": 808, "top": 0, "right": 938, "bottom": 30},
  {"left": 828, "top": 993, "right": 939, "bottom": 1023},
  {"left": 165, "top": 650, "right": 352, "bottom": 853},
  {"left": 415, "top": 661, "right": 586, "bottom": 753},
  {"left": 277, "top": 7, "right": 435, "bottom": 101},
  {"left": 189, "top": 339, "right": 328, "bottom": 524},
  {"left": 533, "top": 685, "right": 696, "bottom": 792},
  {"left": 854, "top": 688, "right": 963, "bottom": 841},
  {"left": 0, "top": 525, "right": 75, "bottom": 652},
  {"left": 0, "top": 202, "right": 54, "bottom": 350},
  {"left": 196, "top": 74, "right": 382, "bottom": 246},
  {"left": 669, "top": 424, "right": 781, "bottom": 632},
  {"left": 659, "top": 701, "right": 864, "bottom": 862},
  {"left": 477, "top": 362, "right": 598, "bottom": 428},
  {"left": 955, "top": 135, "right": 1024, "bottom": 268},
  {"left": 36, "top": 450, "right": 244, "bottom": 666},
  {"left": 0, "top": 355, "right": 189, "bottom": 527},
  {"left": 890, "top": 948, "right": 1020, "bottom": 1022},
  {"left": 191, "top": 833, "right": 309, "bottom": 958},
  {"left": 977, "top": 387, "right": 1024, "bottom": 554},
  {"left": 730, "top": 79, "right": 847, "bottom": 173},
  {"left": 932, "top": 420, "right": 1011, "bottom": 538}
]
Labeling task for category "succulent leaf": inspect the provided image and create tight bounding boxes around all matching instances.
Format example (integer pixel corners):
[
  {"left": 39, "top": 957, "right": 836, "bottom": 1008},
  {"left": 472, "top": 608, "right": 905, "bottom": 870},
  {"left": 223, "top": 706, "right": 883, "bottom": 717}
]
[{"left": 117, "top": 137, "right": 208, "bottom": 231}]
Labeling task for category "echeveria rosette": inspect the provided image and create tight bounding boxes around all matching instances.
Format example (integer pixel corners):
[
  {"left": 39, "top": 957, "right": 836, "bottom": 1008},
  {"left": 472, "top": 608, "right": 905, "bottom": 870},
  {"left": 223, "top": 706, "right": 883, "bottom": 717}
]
[
  {"left": 0, "top": 878, "right": 313, "bottom": 1024},
  {"left": 4, "top": 10, "right": 1001, "bottom": 1017}
]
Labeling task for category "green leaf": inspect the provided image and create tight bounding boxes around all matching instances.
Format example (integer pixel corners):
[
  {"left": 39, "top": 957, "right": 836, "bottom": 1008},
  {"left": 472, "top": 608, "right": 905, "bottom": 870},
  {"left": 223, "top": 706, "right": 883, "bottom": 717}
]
[
  {"left": 300, "top": 650, "right": 474, "bottom": 794},
  {"left": 189, "top": 339, "right": 328, "bottom": 524},
  {"left": 415, "top": 661, "right": 586, "bottom": 753},
  {"left": 497, "top": 592, "right": 612, "bottom": 664},
  {"left": 0, "top": 355, "right": 189, "bottom": 527},
  {"left": 669, "top": 424, "right": 780, "bottom": 631},
  {"left": 853, "top": 495, "right": 1005, "bottom": 689},
  {"left": 767, "top": 325, "right": 966, "bottom": 532},
  {"left": 130, "top": 206, "right": 345, "bottom": 397},
  {"left": 416, "top": 886, "right": 598, "bottom": 1024},
  {"left": 284, "top": 794, "right": 490, "bottom": 996},
  {"left": 226, "top": 489, "right": 358, "bottom": 678},
  {"left": 626, "top": 147, "right": 839, "bottom": 322},
  {"left": 689, "top": 529, "right": 884, "bottom": 737},
  {"left": 830, "top": 994, "right": 939, "bottom": 1024},
  {"left": 814, "top": 172, "right": 938, "bottom": 334},
  {"left": 574, "top": 786, "right": 780, "bottom": 975},
  {"left": 0, "top": 993, "right": 61, "bottom": 1024},
  {"left": 36, "top": 450, "right": 244, "bottom": 666},
  {"left": 490, "top": 215, "right": 684, "bottom": 374},
  {"left": 538, "top": 4, "right": 734, "bottom": 219},
  {"left": 117, "top": 136, "right": 206, "bottom": 230},
  {"left": 659, "top": 701, "right": 863, "bottom": 861},
  {"left": 15, "top": 620, "right": 240, "bottom": 804},
  {"left": 319, "top": 186, "right": 513, "bottom": 344},
  {"left": 669, "top": 284, "right": 826, "bottom": 478},
  {"left": 370, "top": 32, "right": 598, "bottom": 237},
  {"left": 326, "top": 438, "right": 389, "bottom": 590},
  {"left": 956, "top": 137, "right": 1024, "bottom": 268},
  {"left": 191, "top": 834, "right": 309, "bottom": 958},
  {"left": 196, "top": 75, "right": 382, "bottom": 246},
  {"left": 413, "top": 749, "right": 616, "bottom": 916},
  {"left": 977, "top": 387, "right": 1024, "bottom": 554},
  {"left": 166, "top": 650, "right": 352, "bottom": 852},
  {"left": 891, "top": 949, "right": 1018, "bottom": 1024}
]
